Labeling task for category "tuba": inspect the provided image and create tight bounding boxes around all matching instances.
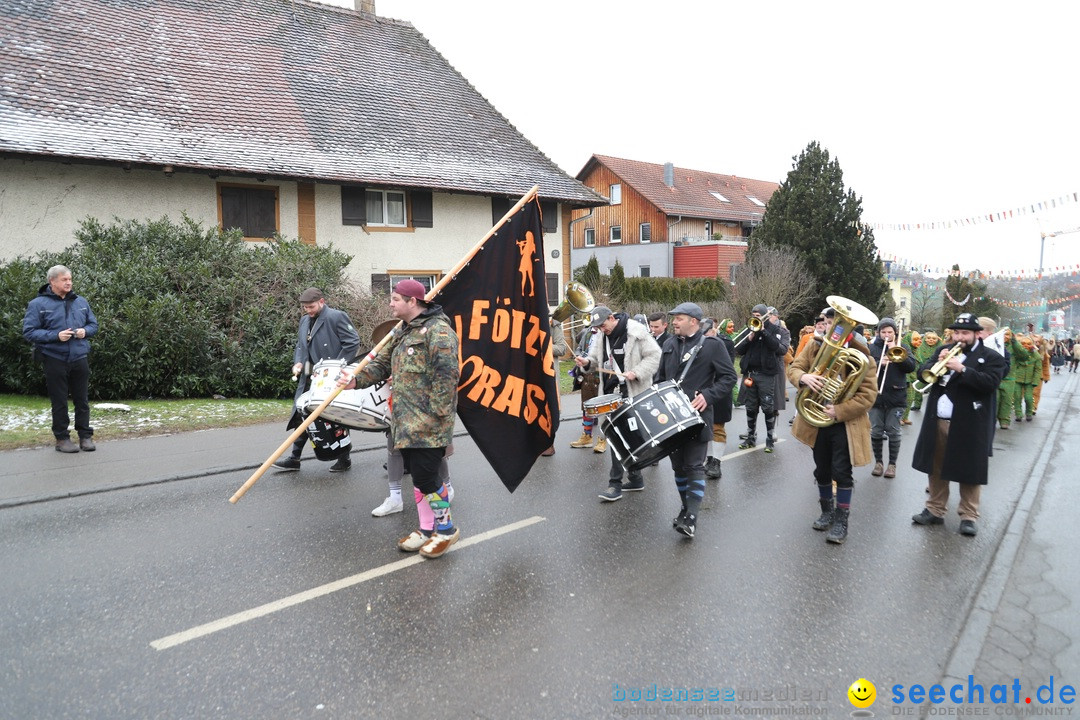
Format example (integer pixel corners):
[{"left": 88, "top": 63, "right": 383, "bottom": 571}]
[
  {"left": 550, "top": 282, "right": 595, "bottom": 333},
  {"left": 795, "top": 296, "right": 879, "bottom": 427}
]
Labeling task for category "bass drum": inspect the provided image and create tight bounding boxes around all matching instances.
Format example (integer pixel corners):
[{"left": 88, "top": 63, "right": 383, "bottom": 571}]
[
  {"left": 297, "top": 358, "right": 391, "bottom": 431},
  {"left": 601, "top": 380, "right": 704, "bottom": 471}
]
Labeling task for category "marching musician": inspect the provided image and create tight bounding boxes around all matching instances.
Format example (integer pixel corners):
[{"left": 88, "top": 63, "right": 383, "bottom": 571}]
[
  {"left": 654, "top": 302, "right": 737, "bottom": 538},
  {"left": 736, "top": 303, "right": 785, "bottom": 452},
  {"left": 788, "top": 305, "right": 878, "bottom": 544},
  {"left": 868, "top": 317, "right": 916, "bottom": 479},
  {"left": 575, "top": 306, "right": 661, "bottom": 502},
  {"left": 910, "top": 313, "right": 1008, "bottom": 537},
  {"left": 274, "top": 287, "right": 360, "bottom": 473}
]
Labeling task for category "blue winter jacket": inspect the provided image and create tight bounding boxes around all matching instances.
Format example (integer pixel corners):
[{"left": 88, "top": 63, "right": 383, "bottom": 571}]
[{"left": 22, "top": 284, "right": 99, "bottom": 362}]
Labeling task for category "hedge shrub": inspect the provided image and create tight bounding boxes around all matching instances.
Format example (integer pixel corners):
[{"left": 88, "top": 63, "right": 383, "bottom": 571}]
[{"left": 1, "top": 215, "right": 383, "bottom": 399}]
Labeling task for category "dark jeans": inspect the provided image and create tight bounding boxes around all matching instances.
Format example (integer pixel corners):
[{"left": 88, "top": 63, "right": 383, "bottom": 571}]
[
  {"left": 812, "top": 423, "right": 852, "bottom": 488},
  {"left": 609, "top": 446, "right": 642, "bottom": 484},
  {"left": 401, "top": 447, "right": 448, "bottom": 494},
  {"left": 669, "top": 436, "right": 709, "bottom": 481},
  {"left": 42, "top": 355, "right": 92, "bottom": 439}
]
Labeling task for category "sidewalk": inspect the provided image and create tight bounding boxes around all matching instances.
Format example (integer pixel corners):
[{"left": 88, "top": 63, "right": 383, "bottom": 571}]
[{"left": 0, "top": 392, "right": 585, "bottom": 508}]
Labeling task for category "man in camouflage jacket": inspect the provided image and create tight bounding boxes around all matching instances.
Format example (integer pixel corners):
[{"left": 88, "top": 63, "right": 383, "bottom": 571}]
[{"left": 349, "top": 279, "right": 461, "bottom": 559}]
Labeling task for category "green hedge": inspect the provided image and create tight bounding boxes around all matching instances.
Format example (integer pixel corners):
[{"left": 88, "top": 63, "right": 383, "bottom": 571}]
[{"left": 1, "top": 215, "right": 377, "bottom": 399}]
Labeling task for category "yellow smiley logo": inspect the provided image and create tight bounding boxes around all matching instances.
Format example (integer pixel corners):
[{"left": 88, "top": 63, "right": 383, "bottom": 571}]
[{"left": 848, "top": 678, "right": 876, "bottom": 709}]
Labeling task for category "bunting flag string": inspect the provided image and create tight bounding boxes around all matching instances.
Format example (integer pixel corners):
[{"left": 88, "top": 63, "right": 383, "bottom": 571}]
[
  {"left": 862, "top": 190, "right": 1079, "bottom": 232},
  {"left": 879, "top": 255, "right": 1080, "bottom": 281}
]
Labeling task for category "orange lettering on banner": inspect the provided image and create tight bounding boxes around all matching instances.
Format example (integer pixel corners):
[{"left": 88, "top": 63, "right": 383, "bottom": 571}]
[{"left": 458, "top": 354, "right": 553, "bottom": 436}]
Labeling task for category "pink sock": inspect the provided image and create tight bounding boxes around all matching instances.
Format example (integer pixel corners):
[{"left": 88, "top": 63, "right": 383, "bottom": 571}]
[{"left": 414, "top": 487, "right": 435, "bottom": 532}]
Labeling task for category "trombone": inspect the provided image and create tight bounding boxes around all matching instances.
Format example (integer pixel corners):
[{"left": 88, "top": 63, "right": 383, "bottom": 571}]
[
  {"left": 732, "top": 316, "right": 764, "bottom": 351},
  {"left": 550, "top": 282, "right": 595, "bottom": 333},
  {"left": 877, "top": 344, "right": 908, "bottom": 396},
  {"left": 912, "top": 344, "right": 964, "bottom": 394}
]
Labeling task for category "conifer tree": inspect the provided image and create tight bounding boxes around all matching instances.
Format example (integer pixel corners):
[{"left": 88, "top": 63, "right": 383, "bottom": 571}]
[{"left": 749, "top": 141, "right": 889, "bottom": 328}]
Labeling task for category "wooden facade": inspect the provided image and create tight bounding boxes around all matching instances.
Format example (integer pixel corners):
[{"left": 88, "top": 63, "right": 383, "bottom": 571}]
[{"left": 571, "top": 165, "right": 665, "bottom": 249}]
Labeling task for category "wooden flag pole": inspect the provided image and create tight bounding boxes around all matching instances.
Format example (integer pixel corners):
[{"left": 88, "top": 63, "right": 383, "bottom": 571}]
[{"left": 229, "top": 185, "right": 540, "bottom": 503}]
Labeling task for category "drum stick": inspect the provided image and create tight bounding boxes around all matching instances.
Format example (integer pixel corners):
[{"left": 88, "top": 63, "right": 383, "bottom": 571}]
[{"left": 229, "top": 323, "right": 401, "bottom": 503}]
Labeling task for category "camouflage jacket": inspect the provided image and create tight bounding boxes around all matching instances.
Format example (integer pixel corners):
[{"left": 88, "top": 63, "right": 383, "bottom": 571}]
[{"left": 356, "top": 304, "right": 460, "bottom": 449}]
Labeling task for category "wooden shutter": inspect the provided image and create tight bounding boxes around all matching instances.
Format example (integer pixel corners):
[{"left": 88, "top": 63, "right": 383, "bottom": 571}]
[
  {"left": 411, "top": 190, "right": 433, "bottom": 228},
  {"left": 491, "top": 196, "right": 511, "bottom": 227},
  {"left": 342, "top": 186, "right": 366, "bottom": 226},
  {"left": 540, "top": 200, "right": 556, "bottom": 234}
]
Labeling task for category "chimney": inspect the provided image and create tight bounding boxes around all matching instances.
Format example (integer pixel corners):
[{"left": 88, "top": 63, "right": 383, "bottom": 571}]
[
  {"left": 354, "top": 0, "right": 375, "bottom": 15},
  {"left": 663, "top": 162, "right": 674, "bottom": 188}
]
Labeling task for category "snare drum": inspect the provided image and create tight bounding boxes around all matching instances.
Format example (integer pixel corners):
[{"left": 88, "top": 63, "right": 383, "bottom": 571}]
[
  {"left": 297, "top": 359, "right": 391, "bottom": 431},
  {"left": 583, "top": 392, "right": 625, "bottom": 416},
  {"left": 601, "top": 380, "right": 705, "bottom": 471}
]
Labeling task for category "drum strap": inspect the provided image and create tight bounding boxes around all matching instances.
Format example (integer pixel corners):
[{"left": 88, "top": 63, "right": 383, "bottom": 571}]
[{"left": 677, "top": 335, "right": 707, "bottom": 384}]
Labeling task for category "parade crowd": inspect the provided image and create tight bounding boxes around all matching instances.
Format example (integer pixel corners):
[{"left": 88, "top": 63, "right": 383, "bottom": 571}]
[{"left": 22, "top": 264, "right": 1069, "bottom": 555}]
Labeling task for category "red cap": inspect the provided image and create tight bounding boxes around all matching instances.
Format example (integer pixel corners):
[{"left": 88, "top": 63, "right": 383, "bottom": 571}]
[{"left": 392, "top": 279, "right": 427, "bottom": 301}]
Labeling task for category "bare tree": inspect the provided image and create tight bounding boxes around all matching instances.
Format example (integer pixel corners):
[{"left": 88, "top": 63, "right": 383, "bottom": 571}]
[
  {"left": 731, "top": 246, "right": 818, "bottom": 323},
  {"left": 909, "top": 285, "right": 943, "bottom": 331}
]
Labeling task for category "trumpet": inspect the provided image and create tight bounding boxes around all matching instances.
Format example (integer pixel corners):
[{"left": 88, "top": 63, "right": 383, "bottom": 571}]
[
  {"left": 732, "top": 316, "right": 764, "bottom": 351},
  {"left": 912, "top": 344, "right": 964, "bottom": 394}
]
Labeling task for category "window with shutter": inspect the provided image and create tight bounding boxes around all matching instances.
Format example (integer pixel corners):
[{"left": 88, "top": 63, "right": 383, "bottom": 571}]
[
  {"left": 540, "top": 200, "right": 557, "bottom": 233},
  {"left": 218, "top": 184, "right": 278, "bottom": 240},
  {"left": 342, "top": 186, "right": 366, "bottom": 225}
]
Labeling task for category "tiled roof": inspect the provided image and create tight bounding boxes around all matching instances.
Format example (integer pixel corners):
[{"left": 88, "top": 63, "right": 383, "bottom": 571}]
[
  {"left": 581, "top": 155, "right": 779, "bottom": 221},
  {"left": 0, "top": 0, "right": 605, "bottom": 206}
]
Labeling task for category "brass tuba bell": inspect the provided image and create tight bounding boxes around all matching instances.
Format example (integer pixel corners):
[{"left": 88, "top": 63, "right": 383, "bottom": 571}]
[
  {"left": 550, "top": 282, "right": 596, "bottom": 333},
  {"left": 795, "top": 295, "right": 879, "bottom": 427}
]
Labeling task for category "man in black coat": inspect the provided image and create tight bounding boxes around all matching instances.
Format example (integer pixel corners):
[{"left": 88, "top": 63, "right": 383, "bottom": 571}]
[
  {"left": 910, "top": 313, "right": 1008, "bottom": 537},
  {"left": 736, "top": 303, "right": 784, "bottom": 451},
  {"left": 868, "top": 317, "right": 917, "bottom": 478},
  {"left": 275, "top": 287, "right": 361, "bottom": 472},
  {"left": 655, "top": 302, "right": 737, "bottom": 539}
]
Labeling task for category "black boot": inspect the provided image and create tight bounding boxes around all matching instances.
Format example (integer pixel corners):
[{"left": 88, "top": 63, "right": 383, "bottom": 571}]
[
  {"left": 826, "top": 507, "right": 849, "bottom": 544},
  {"left": 812, "top": 498, "right": 834, "bottom": 531}
]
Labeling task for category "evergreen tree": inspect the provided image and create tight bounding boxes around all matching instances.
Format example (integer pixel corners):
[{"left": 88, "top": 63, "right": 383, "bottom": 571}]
[{"left": 749, "top": 141, "right": 889, "bottom": 328}]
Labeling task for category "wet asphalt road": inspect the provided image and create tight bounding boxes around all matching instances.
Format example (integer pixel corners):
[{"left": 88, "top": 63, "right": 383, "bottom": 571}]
[{"left": 0, "top": 380, "right": 1072, "bottom": 719}]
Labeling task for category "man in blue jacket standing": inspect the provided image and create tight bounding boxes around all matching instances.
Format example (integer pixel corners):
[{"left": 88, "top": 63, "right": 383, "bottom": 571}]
[{"left": 22, "top": 265, "right": 99, "bottom": 453}]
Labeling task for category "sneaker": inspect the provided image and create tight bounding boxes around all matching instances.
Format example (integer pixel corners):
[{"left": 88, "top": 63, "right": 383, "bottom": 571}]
[
  {"left": 419, "top": 527, "right": 460, "bottom": 558},
  {"left": 883, "top": 464, "right": 896, "bottom": 478},
  {"left": 540, "top": 446, "right": 555, "bottom": 456},
  {"left": 329, "top": 456, "right": 352, "bottom": 472},
  {"left": 593, "top": 437, "right": 608, "bottom": 453},
  {"left": 372, "top": 496, "right": 403, "bottom": 516},
  {"left": 764, "top": 437, "right": 775, "bottom": 453},
  {"left": 959, "top": 520, "right": 978, "bottom": 537},
  {"left": 397, "top": 530, "right": 430, "bottom": 552},
  {"left": 79, "top": 437, "right": 96, "bottom": 452},
  {"left": 999, "top": 421, "right": 1010, "bottom": 429},
  {"left": 704, "top": 456, "right": 722, "bottom": 479},
  {"left": 737, "top": 437, "right": 756, "bottom": 450},
  {"left": 674, "top": 514, "right": 696, "bottom": 538},
  {"left": 911, "top": 508, "right": 944, "bottom": 525},
  {"left": 599, "top": 484, "right": 623, "bottom": 502},
  {"left": 871, "top": 462, "right": 884, "bottom": 477},
  {"left": 55, "top": 437, "right": 79, "bottom": 453},
  {"left": 672, "top": 507, "right": 687, "bottom": 528},
  {"left": 901, "top": 418, "right": 913, "bottom": 425},
  {"left": 622, "top": 479, "right": 645, "bottom": 492},
  {"left": 569, "top": 433, "right": 594, "bottom": 448},
  {"left": 273, "top": 455, "right": 301, "bottom": 471}
]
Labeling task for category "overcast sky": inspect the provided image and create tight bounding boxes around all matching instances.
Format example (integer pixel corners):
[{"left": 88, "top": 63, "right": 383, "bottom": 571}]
[{"left": 325, "top": 0, "right": 1080, "bottom": 276}]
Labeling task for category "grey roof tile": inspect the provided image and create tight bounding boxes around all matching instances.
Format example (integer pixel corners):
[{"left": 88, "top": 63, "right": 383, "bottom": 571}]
[{"left": 0, "top": 0, "right": 605, "bottom": 206}]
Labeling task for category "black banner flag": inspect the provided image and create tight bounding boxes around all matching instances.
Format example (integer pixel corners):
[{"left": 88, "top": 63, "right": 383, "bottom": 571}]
[{"left": 435, "top": 198, "right": 561, "bottom": 492}]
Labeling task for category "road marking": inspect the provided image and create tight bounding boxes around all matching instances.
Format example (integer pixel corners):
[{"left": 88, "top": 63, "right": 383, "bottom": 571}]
[
  {"left": 720, "top": 437, "right": 786, "bottom": 460},
  {"left": 150, "top": 515, "right": 547, "bottom": 651}
]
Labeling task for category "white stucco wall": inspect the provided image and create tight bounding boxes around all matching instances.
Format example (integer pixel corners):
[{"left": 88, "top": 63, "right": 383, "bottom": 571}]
[
  {"left": 0, "top": 158, "right": 302, "bottom": 254},
  {"left": 0, "top": 158, "right": 565, "bottom": 296}
]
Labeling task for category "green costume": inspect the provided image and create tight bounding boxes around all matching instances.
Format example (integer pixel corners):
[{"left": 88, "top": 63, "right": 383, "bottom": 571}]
[
  {"left": 1010, "top": 338, "right": 1038, "bottom": 421},
  {"left": 908, "top": 335, "right": 938, "bottom": 412}
]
